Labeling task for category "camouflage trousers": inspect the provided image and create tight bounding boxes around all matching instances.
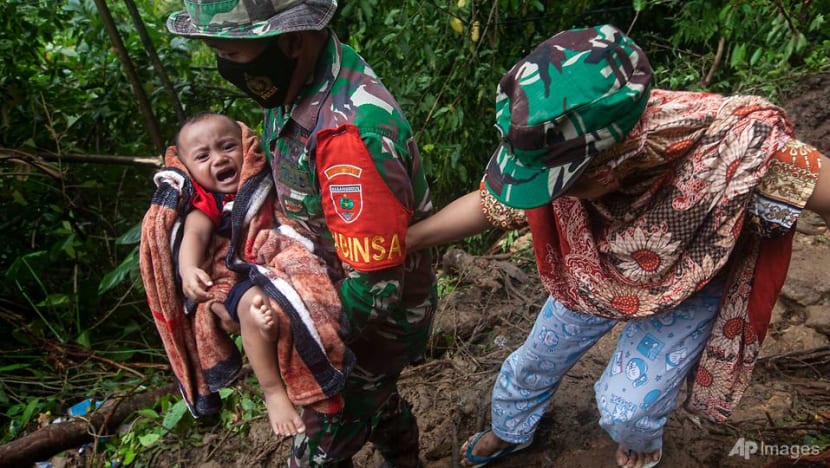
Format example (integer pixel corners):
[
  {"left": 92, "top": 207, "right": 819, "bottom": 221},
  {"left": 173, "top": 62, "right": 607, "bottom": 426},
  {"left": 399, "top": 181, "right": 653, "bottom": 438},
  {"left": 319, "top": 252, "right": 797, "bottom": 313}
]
[{"left": 288, "top": 302, "right": 434, "bottom": 467}]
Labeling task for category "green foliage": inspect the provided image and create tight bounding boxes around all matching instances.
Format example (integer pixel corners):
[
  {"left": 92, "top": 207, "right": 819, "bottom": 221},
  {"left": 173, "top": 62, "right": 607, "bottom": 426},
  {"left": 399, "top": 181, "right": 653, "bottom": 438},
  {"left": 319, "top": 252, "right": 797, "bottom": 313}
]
[
  {"left": 3, "top": 0, "right": 830, "bottom": 459},
  {"left": 108, "top": 393, "right": 191, "bottom": 465},
  {"left": 635, "top": 0, "right": 830, "bottom": 98},
  {"left": 107, "top": 384, "right": 262, "bottom": 466},
  {"left": 436, "top": 272, "right": 458, "bottom": 298}
]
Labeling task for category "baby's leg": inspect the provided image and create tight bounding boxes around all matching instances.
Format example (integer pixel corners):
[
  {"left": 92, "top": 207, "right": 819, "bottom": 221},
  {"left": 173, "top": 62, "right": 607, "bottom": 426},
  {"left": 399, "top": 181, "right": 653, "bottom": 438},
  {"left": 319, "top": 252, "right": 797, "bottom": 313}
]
[
  {"left": 209, "top": 303, "right": 240, "bottom": 335},
  {"left": 805, "top": 154, "right": 830, "bottom": 229},
  {"left": 237, "top": 287, "right": 305, "bottom": 437}
]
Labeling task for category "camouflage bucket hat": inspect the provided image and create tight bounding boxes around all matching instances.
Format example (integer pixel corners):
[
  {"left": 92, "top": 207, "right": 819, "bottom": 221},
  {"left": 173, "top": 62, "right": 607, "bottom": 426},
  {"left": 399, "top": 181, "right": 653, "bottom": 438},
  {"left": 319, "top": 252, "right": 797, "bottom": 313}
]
[
  {"left": 167, "top": 0, "right": 337, "bottom": 39},
  {"left": 484, "top": 24, "right": 653, "bottom": 209}
]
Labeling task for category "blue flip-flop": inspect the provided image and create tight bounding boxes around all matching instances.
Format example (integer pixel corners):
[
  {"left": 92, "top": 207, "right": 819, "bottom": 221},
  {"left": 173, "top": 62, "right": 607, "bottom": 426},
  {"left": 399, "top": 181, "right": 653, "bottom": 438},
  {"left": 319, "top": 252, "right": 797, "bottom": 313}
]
[{"left": 461, "top": 429, "right": 532, "bottom": 467}]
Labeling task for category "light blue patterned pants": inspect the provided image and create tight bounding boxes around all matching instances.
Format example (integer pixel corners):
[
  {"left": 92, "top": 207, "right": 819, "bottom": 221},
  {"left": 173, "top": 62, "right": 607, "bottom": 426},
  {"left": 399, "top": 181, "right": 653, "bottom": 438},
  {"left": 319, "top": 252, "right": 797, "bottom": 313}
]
[{"left": 491, "top": 281, "right": 722, "bottom": 453}]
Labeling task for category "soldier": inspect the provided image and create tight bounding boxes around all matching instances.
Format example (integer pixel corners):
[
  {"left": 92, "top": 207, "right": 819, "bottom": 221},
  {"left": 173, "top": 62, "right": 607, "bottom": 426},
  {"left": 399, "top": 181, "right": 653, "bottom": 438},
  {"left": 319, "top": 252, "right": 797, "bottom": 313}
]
[
  {"left": 166, "top": 1, "right": 437, "bottom": 467},
  {"left": 407, "top": 25, "right": 830, "bottom": 467}
]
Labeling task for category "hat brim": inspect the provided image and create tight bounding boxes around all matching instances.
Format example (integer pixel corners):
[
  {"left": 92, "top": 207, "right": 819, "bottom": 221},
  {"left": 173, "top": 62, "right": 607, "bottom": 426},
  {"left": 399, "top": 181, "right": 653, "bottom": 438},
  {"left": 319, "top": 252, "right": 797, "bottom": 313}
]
[
  {"left": 166, "top": 0, "right": 336, "bottom": 39},
  {"left": 483, "top": 143, "right": 593, "bottom": 209}
]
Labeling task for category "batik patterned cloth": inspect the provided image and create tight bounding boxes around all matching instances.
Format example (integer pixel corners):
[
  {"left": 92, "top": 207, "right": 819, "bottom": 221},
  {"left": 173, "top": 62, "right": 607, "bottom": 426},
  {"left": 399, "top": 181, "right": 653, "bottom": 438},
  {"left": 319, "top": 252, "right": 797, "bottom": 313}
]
[
  {"left": 482, "top": 89, "right": 821, "bottom": 422},
  {"left": 749, "top": 139, "right": 823, "bottom": 237}
]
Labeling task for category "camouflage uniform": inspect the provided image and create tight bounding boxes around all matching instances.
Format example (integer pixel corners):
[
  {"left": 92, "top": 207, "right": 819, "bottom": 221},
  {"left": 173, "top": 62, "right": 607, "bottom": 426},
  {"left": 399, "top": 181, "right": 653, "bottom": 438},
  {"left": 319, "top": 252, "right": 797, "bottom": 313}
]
[
  {"left": 263, "top": 32, "right": 436, "bottom": 468},
  {"left": 167, "top": 2, "right": 436, "bottom": 466}
]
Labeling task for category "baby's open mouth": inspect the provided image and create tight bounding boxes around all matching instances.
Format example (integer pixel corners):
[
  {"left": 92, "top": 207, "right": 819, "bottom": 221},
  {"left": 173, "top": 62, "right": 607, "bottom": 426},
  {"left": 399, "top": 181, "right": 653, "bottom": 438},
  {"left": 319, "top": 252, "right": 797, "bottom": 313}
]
[{"left": 217, "top": 168, "right": 237, "bottom": 182}]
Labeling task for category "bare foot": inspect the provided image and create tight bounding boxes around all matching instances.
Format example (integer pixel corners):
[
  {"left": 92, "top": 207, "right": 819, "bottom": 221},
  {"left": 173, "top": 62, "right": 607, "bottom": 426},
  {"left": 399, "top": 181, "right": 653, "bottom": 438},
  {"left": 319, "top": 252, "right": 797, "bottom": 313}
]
[
  {"left": 460, "top": 431, "right": 511, "bottom": 466},
  {"left": 616, "top": 445, "right": 661, "bottom": 468},
  {"left": 250, "top": 294, "right": 278, "bottom": 340},
  {"left": 263, "top": 388, "right": 305, "bottom": 437}
]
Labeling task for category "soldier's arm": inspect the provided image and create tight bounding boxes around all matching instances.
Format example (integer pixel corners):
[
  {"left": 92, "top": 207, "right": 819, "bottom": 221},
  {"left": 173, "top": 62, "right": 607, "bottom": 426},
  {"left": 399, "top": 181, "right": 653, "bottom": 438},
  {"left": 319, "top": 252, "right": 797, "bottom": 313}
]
[{"left": 316, "top": 124, "right": 412, "bottom": 332}]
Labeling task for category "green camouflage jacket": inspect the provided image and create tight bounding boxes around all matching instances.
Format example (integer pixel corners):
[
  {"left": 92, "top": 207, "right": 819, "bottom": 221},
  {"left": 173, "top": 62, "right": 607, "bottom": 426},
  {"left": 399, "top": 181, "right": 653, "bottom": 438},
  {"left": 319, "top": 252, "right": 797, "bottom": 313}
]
[{"left": 262, "top": 31, "right": 436, "bottom": 336}]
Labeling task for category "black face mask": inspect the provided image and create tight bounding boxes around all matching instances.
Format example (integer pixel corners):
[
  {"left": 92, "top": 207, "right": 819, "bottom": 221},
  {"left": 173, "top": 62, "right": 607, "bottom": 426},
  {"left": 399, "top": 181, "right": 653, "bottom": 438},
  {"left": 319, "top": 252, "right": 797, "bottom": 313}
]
[{"left": 216, "top": 40, "right": 296, "bottom": 108}]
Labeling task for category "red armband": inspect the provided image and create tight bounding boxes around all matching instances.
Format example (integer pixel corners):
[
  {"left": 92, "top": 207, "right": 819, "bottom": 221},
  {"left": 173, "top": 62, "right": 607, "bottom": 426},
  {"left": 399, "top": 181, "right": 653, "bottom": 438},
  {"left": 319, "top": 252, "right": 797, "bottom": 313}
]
[{"left": 316, "top": 124, "right": 412, "bottom": 271}]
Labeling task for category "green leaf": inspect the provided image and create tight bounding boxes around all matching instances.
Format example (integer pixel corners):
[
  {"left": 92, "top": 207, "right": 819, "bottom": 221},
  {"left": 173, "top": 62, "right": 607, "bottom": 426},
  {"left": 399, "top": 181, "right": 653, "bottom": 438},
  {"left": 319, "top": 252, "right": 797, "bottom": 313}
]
[
  {"left": 795, "top": 32, "right": 807, "bottom": 52},
  {"left": 37, "top": 294, "right": 70, "bottom": 308},
  {"left": 59, "top": 233, "right": 77, "bottom": 257},
  {"left": 750, "top": 48, "right": 762, "bottom": 66},
  {"left": 98, "top": 246, "right": 138, "bottom": 294},
  {"left": 359, "top": 0, "right": 373, "bottom": 22},
  {"left": 241, "top": 397, "right": 255, "bottom": 411},
  {"left": 65, "top": 114, "right": 80, "bottom": 129},
  {"left": 433, "top": 107, "right": 450, "bottom": 118},
  {"left": 633, "top": 0, "right": 646, "bottom": 12},
  {"left": 21, "top": 398, "right": 40, "bottom": 426},
  {"left": 783, "top": 36, "right": 796, "bottom": 60},
  {"left": 809, "top": 14, "right": 824, "bottom": 32},
  {"left": 162, "top": 399, "right": 188, "bottom": 430},
  {"left": 122, "top": 446, "right": 136, "bottom": 465},
  {"left": 136, "top": 408, "right": 160, "bottom": 419},
  {"left": 219, "top": 388, "right": 234, "bottom": 399},
  {"left": 5, "top": 251, "right": 47, "bottom": 279},
  {"left": 0, "top": 363, "right": 30, "bottom": 373},
  {"left": 138, "top": 431, "right": 161, "bottom": 447},
  {"left": 75, "top": 330, "right": 91, "bottom": 348},
  {"left": 730, "top": 43, "right": 747, "bottom": 68},
  {"left": 11, "top": 190, "right": 28, "bottom": 206},
  {"left": 117, "top": 223, "right": 142, "bottom": 245}
]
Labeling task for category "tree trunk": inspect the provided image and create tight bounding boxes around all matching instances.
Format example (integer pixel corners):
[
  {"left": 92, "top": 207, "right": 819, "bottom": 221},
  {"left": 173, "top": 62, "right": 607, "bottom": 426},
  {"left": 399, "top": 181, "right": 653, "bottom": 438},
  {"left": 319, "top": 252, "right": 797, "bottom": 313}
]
[
  {"left": 0, "top": 384, "right": 176, "bottom": 467},
  {"left": 92, "top": 0, "right": 165, "bottom": 155},
  {"left": 123, "top": 0, "right": 187, "bottom": 125}
]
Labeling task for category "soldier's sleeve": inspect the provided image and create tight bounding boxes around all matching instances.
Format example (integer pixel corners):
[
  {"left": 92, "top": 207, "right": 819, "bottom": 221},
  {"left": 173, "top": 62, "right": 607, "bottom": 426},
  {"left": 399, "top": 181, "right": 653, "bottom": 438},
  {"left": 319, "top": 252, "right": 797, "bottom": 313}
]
[{"left": 315, "top": 123, "right": 414, "bottom": 330}]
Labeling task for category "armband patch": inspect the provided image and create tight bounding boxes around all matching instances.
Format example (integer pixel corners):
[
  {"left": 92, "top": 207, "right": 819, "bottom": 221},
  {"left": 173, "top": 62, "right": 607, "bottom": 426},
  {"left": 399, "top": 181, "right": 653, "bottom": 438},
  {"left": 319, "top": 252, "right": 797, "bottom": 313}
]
[{"left": 316, "top": 124, "right": 412, "bottom": 271}]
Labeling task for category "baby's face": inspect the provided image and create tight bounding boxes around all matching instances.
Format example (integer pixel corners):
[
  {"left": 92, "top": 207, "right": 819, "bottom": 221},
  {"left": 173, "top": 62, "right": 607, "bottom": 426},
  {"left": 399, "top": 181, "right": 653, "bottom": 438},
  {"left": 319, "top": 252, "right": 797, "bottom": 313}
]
[{"left": 178, "top": 115, "right": 244, "bottom": 194}]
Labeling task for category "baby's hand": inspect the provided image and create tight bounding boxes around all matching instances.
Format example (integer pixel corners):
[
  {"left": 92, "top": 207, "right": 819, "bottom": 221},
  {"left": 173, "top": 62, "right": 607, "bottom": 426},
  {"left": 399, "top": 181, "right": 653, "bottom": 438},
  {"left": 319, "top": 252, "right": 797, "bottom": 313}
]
[{"left": 180, "top": 267, "right": 213, "bottom": 302}]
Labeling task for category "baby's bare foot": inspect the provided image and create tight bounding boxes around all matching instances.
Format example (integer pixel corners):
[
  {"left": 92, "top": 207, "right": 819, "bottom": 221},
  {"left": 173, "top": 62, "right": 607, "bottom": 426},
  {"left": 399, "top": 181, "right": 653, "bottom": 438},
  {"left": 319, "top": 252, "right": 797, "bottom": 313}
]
[
  {"left": 616, "top": 445, "right": 661, "bottom": 468},
  {"left": 250, "top": 294, "right": 277, "bottom": 340},
  {"left": 264, "top": 389, "right": 305, "bottom": 437}
]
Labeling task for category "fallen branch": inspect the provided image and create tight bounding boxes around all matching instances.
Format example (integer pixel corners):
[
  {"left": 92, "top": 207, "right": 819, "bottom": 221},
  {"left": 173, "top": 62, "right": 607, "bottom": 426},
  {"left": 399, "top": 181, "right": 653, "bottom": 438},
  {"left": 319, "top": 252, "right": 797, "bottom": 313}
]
[
  {"left": 0, "top": 384, "right": 175, "bottom": 467},
  {"left": 759, "top": 345, "right": 830, "bottom": 367},
  {"left": 1, "top": 147, "right": 162, "bottom": 168}
]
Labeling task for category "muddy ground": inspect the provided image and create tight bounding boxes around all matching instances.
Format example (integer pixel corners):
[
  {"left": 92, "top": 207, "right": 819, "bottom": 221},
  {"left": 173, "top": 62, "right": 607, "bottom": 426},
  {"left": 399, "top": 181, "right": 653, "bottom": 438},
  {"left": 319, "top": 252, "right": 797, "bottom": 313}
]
[{"left": 149, "top": 75, "right": 830, "bottom": 468}]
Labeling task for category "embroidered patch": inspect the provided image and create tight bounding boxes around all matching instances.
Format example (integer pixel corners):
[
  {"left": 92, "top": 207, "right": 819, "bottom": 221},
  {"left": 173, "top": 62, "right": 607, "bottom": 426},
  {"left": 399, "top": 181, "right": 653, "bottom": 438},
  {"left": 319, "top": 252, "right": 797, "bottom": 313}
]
[
  {"left": 283, "top": 197, "right": 305, "bottom": 215},
  {"left": 325, "top": 165, "right": 364, "bottom": 224}
]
